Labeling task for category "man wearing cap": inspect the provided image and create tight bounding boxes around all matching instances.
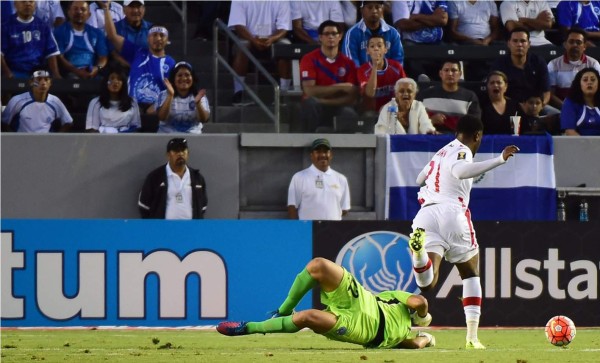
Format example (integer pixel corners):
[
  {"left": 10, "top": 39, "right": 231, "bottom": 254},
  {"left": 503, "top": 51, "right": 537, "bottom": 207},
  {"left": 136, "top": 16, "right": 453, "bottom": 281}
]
[
  {"left": 138, "top": 138, "right": 208, "bottom": 219},
  {"left": 287, "top": 138, "right": 350, "bottom": 220},
  {"left": 53, "top": 0, "right": 108, "bottom": 79},
  {"left": 111, "top": 0, "right": 152, "bottom": 68},
  {"left": 1, "top": 69, "right": 73, "bottom": 132},
  {"left": 102, "top": 0, "right": 174, "bottom": 112},
  {"left": 1, "top": 0, "right": 61, "bottom": 79},
  {"left": 342, "top": 1, "right": 403, "bottom": 67}
]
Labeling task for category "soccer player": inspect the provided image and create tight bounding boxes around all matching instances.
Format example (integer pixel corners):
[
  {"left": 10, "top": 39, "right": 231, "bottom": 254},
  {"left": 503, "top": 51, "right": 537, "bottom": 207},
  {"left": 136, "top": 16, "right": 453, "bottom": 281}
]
[
  {"left": 217, "top": 257, "right": 435, "bottom": 350},
  {"left": 407, "top": 115, "right": 520, "bottom": 349}
]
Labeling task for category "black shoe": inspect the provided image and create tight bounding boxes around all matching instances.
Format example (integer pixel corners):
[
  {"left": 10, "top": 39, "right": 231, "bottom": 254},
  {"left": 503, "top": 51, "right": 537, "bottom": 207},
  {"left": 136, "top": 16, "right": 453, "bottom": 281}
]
[{"left": 232, "top": 91, "right": 254, "bottom": 107}]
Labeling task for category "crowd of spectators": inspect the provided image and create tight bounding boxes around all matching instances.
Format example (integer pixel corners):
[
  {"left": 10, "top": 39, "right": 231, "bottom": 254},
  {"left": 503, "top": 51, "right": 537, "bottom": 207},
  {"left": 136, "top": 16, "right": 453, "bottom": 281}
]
[{"left": 2, "top": 0, "right": 600, "bottom": 136}]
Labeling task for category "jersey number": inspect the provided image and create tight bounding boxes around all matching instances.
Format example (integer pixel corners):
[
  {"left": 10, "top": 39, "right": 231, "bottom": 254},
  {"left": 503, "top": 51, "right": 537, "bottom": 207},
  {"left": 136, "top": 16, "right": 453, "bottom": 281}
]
[
  {"left": 425, "top": 161, "right": 441, "bottom": 193},
  {"left": 21, "top": 31, "right": 32, "bottom": 43}
]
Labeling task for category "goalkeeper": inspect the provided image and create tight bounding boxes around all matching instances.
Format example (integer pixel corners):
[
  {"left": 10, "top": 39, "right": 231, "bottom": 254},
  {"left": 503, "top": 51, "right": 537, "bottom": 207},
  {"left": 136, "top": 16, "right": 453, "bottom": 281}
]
[{"left": 217, "top": 257, "right": 435, "bottom": 349}]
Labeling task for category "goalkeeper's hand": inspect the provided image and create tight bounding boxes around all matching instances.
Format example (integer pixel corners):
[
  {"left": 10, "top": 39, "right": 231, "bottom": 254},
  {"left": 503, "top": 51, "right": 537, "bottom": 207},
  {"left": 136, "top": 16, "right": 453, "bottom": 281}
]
[{"left": 411, "top": 311, "right": 432, "bottom": 327}]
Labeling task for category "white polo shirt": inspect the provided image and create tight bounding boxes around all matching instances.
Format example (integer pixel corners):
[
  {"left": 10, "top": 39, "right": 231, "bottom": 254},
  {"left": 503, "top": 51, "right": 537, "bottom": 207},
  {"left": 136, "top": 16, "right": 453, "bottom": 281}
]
[
  {"left": 288, "top": 164, "right": 350, "bottom": 221},
  {"left": 165, "top": 164, "right": 193, "bottom": 220}
]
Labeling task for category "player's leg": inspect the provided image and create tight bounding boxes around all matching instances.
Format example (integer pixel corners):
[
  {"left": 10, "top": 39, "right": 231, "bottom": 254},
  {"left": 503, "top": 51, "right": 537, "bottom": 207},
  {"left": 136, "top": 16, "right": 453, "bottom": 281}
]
[
  {"left": 233, "top": 309, "right": 337, "bottom": 335},
  {"left": 276, "top": 257, "right": 342, "bottom": 316},
  {"left": 456, "top": 253, "right": 485, "bottom": 349},
  {"left": 408, "top": 217, "right": 443, "bottom": 290},
  {"left": 292, "top": 309, "right": 337, "bottom": 334}
]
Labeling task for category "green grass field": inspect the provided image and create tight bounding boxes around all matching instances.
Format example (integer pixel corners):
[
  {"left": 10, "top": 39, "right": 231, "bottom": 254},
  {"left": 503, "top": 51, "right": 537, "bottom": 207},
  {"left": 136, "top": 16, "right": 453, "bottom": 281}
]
[{"left": 2, "top": 328, "right": 599, "bottom": 363}]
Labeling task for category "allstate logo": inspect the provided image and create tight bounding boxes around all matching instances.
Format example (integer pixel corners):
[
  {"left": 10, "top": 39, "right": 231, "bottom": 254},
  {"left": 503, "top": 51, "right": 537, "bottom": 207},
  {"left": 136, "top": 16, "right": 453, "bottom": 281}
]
[{"left": 335, "top": 231, "right": 418, "bottom": 294}]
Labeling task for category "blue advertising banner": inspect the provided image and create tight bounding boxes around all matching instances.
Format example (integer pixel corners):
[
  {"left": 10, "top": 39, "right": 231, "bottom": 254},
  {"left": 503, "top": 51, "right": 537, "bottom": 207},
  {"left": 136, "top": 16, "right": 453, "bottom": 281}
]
[{"left": 1, "top": 219, "right": 312, "bottom": 327}]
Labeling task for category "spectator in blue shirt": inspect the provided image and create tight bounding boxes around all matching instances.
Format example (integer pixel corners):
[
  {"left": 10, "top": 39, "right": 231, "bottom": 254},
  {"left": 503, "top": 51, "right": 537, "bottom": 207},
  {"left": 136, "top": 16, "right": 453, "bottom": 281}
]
[
  {"left": 393, "top": 0, "right": 448, "bottom": 45},
  {"left": 54, "top": 1, "right": 108, "bottom": 79},
  {"left": 556, "top": 1, "right": 600, "bottom": 46},
  {"left": 103, "top": 0, "right": 175, "bottom": 113},
  {"left": 560, "top": 67, "right": 600, "bottom": 135},
  {"left": 342, "top": 1, "right": 403, "bottom": 67},
  {"left": 111, "top": 0, "right": 152, "bottom": 69},
  {"left": 1, "top": 0, "right": 61, "bottom": 79}
]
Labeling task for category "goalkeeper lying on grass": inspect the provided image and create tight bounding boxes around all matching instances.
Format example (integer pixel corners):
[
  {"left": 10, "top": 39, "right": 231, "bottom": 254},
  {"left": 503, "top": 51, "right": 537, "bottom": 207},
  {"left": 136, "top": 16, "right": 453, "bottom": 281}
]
[{"left": 217, "top": 257, "right": 434, "bottom": 349}]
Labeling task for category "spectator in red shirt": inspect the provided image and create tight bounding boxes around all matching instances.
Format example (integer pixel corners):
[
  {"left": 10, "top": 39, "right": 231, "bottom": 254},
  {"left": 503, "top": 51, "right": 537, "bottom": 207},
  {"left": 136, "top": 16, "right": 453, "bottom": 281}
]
[
  {"left": 300, "top": 20, "right": 359, "bottom": 132},
  {"left": 357, "top": 34, "right": 406, "bottom": 117}
]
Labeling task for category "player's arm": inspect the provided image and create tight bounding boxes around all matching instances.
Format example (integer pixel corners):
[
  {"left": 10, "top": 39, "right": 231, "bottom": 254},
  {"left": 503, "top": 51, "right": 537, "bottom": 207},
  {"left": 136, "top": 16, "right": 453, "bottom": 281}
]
[
  {"left": 395, "top": 332, "right": 435, "bottom": 349},
  {"left": 287, "top": 205, "right": 299, "bottom": 219},
  {"left": 451, "top": 145, "right": 520, "bottom": 179},
  {"left": 1, "top": 54, "right": 13, "bottom": 78},
  {"left": 292, "top": 19, "right": 316, "bottom": 44},
  {"left": 102, "top": 0, "right": 124, "bottom": 53},
  {"left": 47, "top": 56, "right": 61, "bottom": 79}
]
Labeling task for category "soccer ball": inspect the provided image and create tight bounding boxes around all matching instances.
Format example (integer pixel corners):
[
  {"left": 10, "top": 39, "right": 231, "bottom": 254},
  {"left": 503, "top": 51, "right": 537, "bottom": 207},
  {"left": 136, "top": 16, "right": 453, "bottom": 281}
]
[{"left": 545, "top": 315, "right": 576, "bottom": 347}]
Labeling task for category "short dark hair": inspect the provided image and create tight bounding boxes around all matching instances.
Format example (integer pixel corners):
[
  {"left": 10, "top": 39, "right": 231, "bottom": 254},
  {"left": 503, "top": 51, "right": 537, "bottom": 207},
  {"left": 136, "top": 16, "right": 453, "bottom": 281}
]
[
  {"left": 367, "top": 34, "right": 386, "bottom": 45},
  {"left": 318, "top": 20, "right": 341, "bottom": 35},
  {"left": 456, "top": 115, "right": 483, "bottom": 136},
  {"left": 566, "top": 27, "right": 588, "bottom": 42},
  {"left": 439, "top": 59, "right": 461, "bottom": 72},
  {"left": 508, "top": 27, "right": 530, "bottom": 41}
]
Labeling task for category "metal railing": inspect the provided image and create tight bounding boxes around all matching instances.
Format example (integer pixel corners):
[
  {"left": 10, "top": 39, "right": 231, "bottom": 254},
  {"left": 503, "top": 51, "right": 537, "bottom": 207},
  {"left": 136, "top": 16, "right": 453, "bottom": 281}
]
[
  {"left": 167, "top": 1, "right": 188, "bottom": 56},
  {"left": 212, "top": 19, "right": 280, "bottom": 133}
]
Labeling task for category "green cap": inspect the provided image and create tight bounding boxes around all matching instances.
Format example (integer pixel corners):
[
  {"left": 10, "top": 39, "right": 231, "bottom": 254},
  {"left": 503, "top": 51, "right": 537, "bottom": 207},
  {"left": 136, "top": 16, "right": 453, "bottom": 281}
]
[{"left": 311, "top": 138, "right": 331, "bottom": 150}]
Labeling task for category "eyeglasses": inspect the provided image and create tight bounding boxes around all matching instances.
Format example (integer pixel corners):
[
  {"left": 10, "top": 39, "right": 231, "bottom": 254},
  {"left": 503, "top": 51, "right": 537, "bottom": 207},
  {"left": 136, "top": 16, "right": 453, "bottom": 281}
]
[{"left": 321, "top": 32, "right": 339, "bottom": 37}]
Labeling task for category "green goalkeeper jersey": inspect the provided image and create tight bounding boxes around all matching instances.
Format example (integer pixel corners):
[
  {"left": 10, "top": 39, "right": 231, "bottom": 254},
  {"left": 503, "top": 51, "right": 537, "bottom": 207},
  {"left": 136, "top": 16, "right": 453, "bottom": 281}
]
[{"left": 321, "top": 269, "right": 413, "bottom": 349}]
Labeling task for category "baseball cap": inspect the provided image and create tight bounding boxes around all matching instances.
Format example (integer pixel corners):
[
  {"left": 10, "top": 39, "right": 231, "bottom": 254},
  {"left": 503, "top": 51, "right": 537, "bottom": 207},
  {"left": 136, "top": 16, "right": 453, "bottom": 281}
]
[
  {"left": 167, "top": 138, "right": 188, "bottom": 152},
  {"left": 311, "top": 138, "right": 331, "bottom": 151},
  {"left": 124, "top": 0, "right": 144, "bottom": 6},
  {"left": 360, "top": 1, "right": 384, "bottom": 7}
]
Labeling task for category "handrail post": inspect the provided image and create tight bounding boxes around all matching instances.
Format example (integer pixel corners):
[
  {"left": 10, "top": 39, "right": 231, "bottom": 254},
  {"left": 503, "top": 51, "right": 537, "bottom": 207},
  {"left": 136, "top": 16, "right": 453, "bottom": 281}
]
[{"left": 211, "top": 19, "right": 281, "bottom": 132}]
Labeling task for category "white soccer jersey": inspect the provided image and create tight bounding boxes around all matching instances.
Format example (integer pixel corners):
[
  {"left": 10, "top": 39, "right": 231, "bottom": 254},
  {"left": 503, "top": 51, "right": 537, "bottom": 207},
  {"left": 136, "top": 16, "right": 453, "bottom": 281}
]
[
  {"left": 499, "top": 0, "right": 554, "bottom": 46},
  {"left": 416, "top": 139, "right": 474, "bottom": 208},
  {"left": 85, "top": 97, "right": 141, "bottom": 133},
  {"left": 1, "top": 92, "right": 73, "bottom": 133},
  {"left": 288, "top": 164, "right": 350, "bottom": 221},
  {"left": 228, "top": 0, "right": 291, "bottom": 37},
  {"left": 290, "top": 1, "right": 344, "bottom": 30}
]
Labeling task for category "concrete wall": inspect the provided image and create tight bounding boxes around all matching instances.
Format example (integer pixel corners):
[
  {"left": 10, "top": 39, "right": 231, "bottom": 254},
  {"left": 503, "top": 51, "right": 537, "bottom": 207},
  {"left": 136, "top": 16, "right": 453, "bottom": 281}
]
[{"left": 2, "top": 134, "right": 599, "bottom": 219}]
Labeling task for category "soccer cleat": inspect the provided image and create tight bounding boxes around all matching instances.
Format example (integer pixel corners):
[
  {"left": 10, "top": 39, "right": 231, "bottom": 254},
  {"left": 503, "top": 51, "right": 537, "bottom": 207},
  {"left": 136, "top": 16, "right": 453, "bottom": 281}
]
[
  {"left": 216, "top": 321, "right": 248, "bottom": 336},
  {"left": 465, "top": 340, "right": 486, "bottom": 350},
  {"left": 417, "top": 331, "right": 436, "bottom": 347},
  {"left": 411, "top": 311, "right": 432, "bottom": 327},
  {"left": 408, "top": 228, "right": 425, "bottom": 255}
]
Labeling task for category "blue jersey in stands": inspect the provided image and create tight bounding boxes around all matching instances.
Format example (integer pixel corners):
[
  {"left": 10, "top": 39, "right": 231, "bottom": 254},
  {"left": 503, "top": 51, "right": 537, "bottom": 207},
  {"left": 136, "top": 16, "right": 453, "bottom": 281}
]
[
  {"left": 1, "top": 14, "right": 60, "bottom": 76},
  {"left": 342, "top": 18, "right": 403, "bottom": 67},
  {"left": 54, "top": 23, "right": 108, "bottom": 69},
  {"left": 556, "top": 1, "right": 600, "bottom": 32},
  {"left": 120, "top": 39, "right": 175, "bottom": 105},
  {"left": 114, "top": 18, "right": 152, "bottom": 50}
]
